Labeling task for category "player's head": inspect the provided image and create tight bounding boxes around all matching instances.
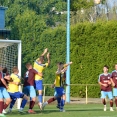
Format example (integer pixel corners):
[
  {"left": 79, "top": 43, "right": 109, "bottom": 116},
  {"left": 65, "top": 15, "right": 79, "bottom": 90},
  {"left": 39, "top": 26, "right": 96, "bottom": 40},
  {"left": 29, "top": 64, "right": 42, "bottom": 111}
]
[
  {"left": 38, "top": 56, "right": 44, "bottom": 63},
  {"left": 26, "top": 63, "right": 32, "bottom": 69},
  {"left": 103, "top": 65, "right": 109, "bottom": 73},
  {"left": 2, "top": 67, "right": 8, "bottom": 73},
  {"left": 12, "top": 66, "right": 19, "bottom": 74},
  {"left": 115, "top": 64, "right": 117, "bottom": 70},
  {"left": 57, "top": 62, "right": 64, "bottom": 70}
]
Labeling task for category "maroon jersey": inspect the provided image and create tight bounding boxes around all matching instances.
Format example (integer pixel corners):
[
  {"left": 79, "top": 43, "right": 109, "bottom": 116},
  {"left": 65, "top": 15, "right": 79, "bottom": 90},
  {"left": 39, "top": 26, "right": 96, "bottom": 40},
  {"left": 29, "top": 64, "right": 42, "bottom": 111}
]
[
  {"left": 111, "top": 70, "right": 117, "bottom": 88},
  {"left": 0, "top": 72, "right": 9, "bottom": 88},
  {"left": 98, "top": 73, "right": 112, "bottom": 91},
  {"left": 24, "top": 69, "right": 38, "bottom": 87}
]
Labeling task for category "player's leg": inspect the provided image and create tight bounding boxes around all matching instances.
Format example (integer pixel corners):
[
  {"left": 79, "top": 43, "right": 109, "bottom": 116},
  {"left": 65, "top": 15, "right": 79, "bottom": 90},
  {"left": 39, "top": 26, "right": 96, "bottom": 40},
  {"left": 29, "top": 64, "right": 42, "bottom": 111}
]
[
  {"left": 19, "top": 92, "right": 28, "bottom": 112},
  {"left": 54, "top": 90, "right": 61, "bottom": 109},
  {"left": 2, "top": 88, "right": 11, "bottom": 113},
  {"left": 101, "top": 91, "right": 107, "bottom": 111},
  {"left": 60, "top": 88, "right": 66, "bottom": 112},
  {"left": 35, "top": 80, "right": 43, "bottom": 110},
  {"left": 28, "top": 86, "right": 36, "bottom": 114},
  {"left": 113, "top": 88, "right": 117, "bottom": 110},
  {"left": 0, "top": 88, "right": 6, "bottom": 117},
  {"left": 108, "top": 91, "right": 114, "bottom": 111}
]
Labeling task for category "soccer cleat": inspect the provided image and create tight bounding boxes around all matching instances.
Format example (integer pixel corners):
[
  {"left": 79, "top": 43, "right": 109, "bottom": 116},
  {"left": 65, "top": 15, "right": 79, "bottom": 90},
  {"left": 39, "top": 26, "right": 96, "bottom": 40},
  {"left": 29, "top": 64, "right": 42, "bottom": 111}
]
[
  {"left": 110, "top": 108, "right": 114, "bottom": 111},
  {"left": 42, "top": 102, "right": 47, "bottom": 110},
  {"left": 18, "top": 110, "right": 26, "bottom": 113},
  {"left": 28, "top": 110, "right": 36, "bottom": 114},
  {"left": 0, "top": 114, "right": 6, "bottom": 117},
  {"left": 6, "top": 110, "right": 12, "bottom": 114},
  {"left": 56, "top": 105, "right": 60, "bottom": 109},
  {"left": 60, "top": 109, "right": 66, "bottom": 112},
  {"left": 2, "top": 110, "right": 7, "bottom": 114}
]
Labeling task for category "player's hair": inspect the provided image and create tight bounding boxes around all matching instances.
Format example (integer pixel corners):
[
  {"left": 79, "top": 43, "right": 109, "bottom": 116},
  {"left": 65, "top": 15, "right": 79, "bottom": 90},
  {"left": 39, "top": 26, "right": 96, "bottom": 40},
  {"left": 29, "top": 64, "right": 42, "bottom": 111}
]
[
  {"left": 26, "top": 63, "right": 31, "bottom": 68},
  {"left": 104, "top": 65, "right": 109, "bottom": 69},
  {"left": 2, "top": 67, "right": 8, "bottom": 73},
  {"left": 12, "top": 66, "right": 18, "bottom": 73},
  {"left": 57, "top": 62, "right": 63, "bottom": 65},
  {"left": 39, "top": 56, "right": 44, "bottom": 61},
  {"left": 115, "top": 63, "right": 117, "bottom": 66}
]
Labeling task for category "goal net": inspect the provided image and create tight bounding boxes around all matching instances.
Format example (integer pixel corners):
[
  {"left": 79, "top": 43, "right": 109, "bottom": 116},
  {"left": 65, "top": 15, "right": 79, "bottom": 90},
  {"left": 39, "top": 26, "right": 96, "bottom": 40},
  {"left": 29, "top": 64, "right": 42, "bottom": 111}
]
[{"left": 0, "top": 39, "right": 22, "bottom": 109}]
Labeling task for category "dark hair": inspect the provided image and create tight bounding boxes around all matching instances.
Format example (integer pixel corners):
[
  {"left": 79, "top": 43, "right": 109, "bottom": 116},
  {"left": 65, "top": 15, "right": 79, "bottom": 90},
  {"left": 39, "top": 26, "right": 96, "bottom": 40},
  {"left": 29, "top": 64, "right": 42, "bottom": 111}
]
[
  {"left": 2, "top": 67, "right": 8, "bottom": 73},
  {"left": 26, "top": 63, "right": 31, "bottom": 68},
  {"left": 39, "top": 56, "right": 44, "bottom": 61},
  {"left": 57, "top": 62, "right": 63, "bottom": 65},
  {"left": 104, "top": 65, "right": 109, "bottom": 69}
]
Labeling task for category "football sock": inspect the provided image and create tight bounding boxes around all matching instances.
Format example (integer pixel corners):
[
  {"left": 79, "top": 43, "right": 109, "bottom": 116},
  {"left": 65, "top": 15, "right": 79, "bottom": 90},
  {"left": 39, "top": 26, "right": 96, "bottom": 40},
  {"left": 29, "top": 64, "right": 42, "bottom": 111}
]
[
  {"left": 60, "top": 99, "right": 65, "bottom": 109},
  {"left": 9, "top": 99, "right": 16, "bottom": 109},
  {"left": 3, "top": 103, "right": 9, "bottom": 109},
  {"left": 47, "top": 97, "right": 56, "bottom": 104},
  {"left": 102, "top": 99, "right": 106, "bottom": 105},
  {"left": 20, "top": 99, "right": 27, "bottom": 109},
  {"left": 0, "top": 101, "right": 4, "bottom": 113},
  {"left": 57, "top": 97, "right": 61, "bottom": 106},
  {"left": 29, "top": 101, "right": 35, "bottom": 109},
  {"left": 110, "top": 101, "right": 113, "bottom": 107},
  {"left": 115, "top": 99, "right": 117, "bottom": 107},
  {"left": 38, "top": 95, "right": 42, "bottom": 103}
]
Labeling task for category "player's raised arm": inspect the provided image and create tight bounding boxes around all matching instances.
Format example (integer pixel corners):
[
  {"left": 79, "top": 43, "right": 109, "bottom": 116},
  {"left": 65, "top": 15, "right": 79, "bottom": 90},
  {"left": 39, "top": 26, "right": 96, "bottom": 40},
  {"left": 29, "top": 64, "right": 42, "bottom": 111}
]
[
  {"left": 47, "top": 52, "right": 50, "bottom": 66},
  {"left": 64, "top": 61, "right": 73, "bottom": 67},
  {"left": 41, "top": 48, "right": 48, "bottom": 57}
]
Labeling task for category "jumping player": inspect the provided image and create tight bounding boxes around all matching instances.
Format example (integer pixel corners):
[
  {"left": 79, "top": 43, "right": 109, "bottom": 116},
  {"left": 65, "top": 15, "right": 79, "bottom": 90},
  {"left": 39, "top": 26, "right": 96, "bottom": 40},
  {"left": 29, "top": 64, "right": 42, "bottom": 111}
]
[
  {"left": 23, "top": 63, "right": 43, "bottom": 113},
  {"left": 98, "top": 65, "right": 114, "bottom": 111},
  {"left": 33, "top": 48, "right": 50, "bottom": 110}
]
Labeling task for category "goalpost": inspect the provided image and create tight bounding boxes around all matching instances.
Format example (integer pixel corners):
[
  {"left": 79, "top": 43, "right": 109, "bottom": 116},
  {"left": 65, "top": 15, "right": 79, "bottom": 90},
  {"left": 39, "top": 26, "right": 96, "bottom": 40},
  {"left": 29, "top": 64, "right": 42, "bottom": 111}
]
[{"left": 0, "top": 39, "right": 22, "bottom": 109}]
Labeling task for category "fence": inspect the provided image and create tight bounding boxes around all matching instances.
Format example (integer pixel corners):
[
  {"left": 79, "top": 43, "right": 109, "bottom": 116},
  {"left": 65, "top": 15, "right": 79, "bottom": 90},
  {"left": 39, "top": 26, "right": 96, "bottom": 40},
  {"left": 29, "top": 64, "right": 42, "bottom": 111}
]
[{"left": 43, "top": 84, "right": 100, "bottom": 104}]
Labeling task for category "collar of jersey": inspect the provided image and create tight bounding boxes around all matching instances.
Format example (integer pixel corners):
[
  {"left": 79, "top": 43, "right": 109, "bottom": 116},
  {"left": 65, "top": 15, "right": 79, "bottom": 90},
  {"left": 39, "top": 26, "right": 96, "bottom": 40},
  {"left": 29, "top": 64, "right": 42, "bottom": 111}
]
[{"left": 35, "top": 61, "right": 46, "bottom": 66}]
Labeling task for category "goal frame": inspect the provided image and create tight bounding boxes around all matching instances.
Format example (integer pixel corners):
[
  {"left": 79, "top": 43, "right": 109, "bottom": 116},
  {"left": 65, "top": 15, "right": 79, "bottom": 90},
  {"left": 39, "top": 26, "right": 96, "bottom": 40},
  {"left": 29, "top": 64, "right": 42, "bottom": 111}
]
[{"left": 0, "top": 39, "right": 22, "bottom": 109}]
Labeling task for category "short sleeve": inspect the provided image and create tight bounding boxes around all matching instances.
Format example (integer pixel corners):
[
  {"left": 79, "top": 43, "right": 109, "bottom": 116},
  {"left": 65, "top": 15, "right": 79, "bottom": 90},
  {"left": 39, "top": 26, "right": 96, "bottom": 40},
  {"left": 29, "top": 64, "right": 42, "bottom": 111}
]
[
  {"left": 45, "top": 63, "right": 48, "bottom": 67},
  {"left": 98, "top": 75, "right": 101, "bottom": 82},
  {"left": 0, "top": 72, "right": 2, "bottom": 80},
  {"left": 32, "top": 69, "right": 38, "bottom": 74}
]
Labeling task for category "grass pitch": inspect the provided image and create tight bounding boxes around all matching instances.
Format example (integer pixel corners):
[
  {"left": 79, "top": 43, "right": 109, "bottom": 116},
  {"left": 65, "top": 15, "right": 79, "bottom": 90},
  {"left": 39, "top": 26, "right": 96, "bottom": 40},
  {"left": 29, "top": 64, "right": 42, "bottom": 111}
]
[{"left": 6, "top": 104, "right": 117, "bottom": 117}]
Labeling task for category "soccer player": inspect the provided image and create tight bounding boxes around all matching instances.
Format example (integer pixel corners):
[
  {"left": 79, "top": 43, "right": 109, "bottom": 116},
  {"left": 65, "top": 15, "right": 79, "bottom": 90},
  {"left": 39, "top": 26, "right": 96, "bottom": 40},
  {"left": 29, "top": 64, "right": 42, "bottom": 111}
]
[
  {"left": 33, "top": 48, "right": 50, "bottom": 110},
  {"left": 43, "top": 62, "right": 72, "bottom": 112},
  {"left": 110, "top": 63, "right": 117, "bottom": 110},
  {"left": 98, "top": 65, "right": 114, "bottom": 111},
  {"left": 7, "top": 66, "right": 28, "bottom": 113},
  {"left": 53, "top": 62, "right": 72, "bottom": 109},
  {"left": 23, "top": 63, "right": 43, "bottom": 114},
  {"left": 0, "top": 66, "right": 11, "bottom": 117}
]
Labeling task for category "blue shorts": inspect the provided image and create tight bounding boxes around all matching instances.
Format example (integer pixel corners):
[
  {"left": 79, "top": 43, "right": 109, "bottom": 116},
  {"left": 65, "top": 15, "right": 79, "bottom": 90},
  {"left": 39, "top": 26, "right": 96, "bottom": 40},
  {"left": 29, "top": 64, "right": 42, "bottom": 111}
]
[
  {"left": 23, "top": 86, "right": 36, "bottom": 98},
  {"left": 113, "top": 88, "right": 117, "bottom": 97},
  {"left": 8, "top": 92, "right": 24, "bottom": 99},
  {"left": 101, "top": 91, "right": 113, "bottom": 99},
  {"left": 55, "top": 87, "right": 65, "bottom": 97},
  {"left": 35, "top": 80, "right": 43, "bottom": 90},
  {"left": 0, "top": 87, "right": 10, "bottom": 99}
]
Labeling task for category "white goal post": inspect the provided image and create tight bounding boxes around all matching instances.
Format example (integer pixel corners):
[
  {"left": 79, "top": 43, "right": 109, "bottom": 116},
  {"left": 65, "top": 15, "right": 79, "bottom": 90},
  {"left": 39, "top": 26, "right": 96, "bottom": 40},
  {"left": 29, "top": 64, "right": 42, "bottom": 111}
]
[{"left": 0, "top": 39, "right": 22, "bottom": 109}]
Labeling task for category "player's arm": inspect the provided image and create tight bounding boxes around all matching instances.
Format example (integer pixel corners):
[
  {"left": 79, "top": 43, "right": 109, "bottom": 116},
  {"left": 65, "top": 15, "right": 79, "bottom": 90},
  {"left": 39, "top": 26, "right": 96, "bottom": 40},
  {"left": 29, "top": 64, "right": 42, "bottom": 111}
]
[
  {"left": 41, "top": 48, "right": 48, "bottom": 56},
  {"left": 98, "top": 75, "right": 108, "bottom": 87},
  {"left": 51, "top": 79, "right": 56, "bottom": 88},
  {"left": 33, "top": 69, "right": 43, "bottom": 77},
  {"left": 110, "top": 78, "right": 115, "bottom": 86},
  {"left": 46, "top": 52, "right": 50, "bottom": 66},
  {"left": 1, "top": 78, "right": 8, "bottom": 89},
  {"left": 64, "top": 61, "right": 73, "bottom": 67},
  {"left": 4, "top": 75, "right": 11, "bottom": 81}
]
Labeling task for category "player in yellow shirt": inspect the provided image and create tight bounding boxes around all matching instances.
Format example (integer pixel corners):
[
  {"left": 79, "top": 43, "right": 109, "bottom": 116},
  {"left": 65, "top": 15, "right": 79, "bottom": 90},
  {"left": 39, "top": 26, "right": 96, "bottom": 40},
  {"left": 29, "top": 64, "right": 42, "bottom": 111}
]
[
  {"left": 42, "top": 61, "right": 72, "bottom": 112},
  {"left": 7, "top": 66, "right": 28, "bottom": 113},
  {"left": 33, "top": 48, "right": 50, "bottom": 110}
]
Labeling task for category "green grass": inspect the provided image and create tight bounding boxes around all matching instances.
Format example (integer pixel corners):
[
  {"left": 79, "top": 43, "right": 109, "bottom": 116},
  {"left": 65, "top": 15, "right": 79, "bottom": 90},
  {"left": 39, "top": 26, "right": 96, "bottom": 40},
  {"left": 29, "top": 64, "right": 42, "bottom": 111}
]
[{"left": 6, "top": 104, "right": 117, "bottom": 117}]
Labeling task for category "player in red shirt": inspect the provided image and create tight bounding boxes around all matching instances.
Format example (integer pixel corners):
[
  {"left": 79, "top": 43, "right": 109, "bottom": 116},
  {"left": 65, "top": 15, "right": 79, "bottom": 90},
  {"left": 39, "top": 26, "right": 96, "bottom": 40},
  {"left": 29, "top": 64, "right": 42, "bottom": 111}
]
[
  {"left": 23, "top": 63, "right": 42, "bottom": 113},
  {"left": 98, "top": 65, "right": 114, "bottom": 111},
  {"left": 110, "top": 63, "right": 117, "bottom": 110}
]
